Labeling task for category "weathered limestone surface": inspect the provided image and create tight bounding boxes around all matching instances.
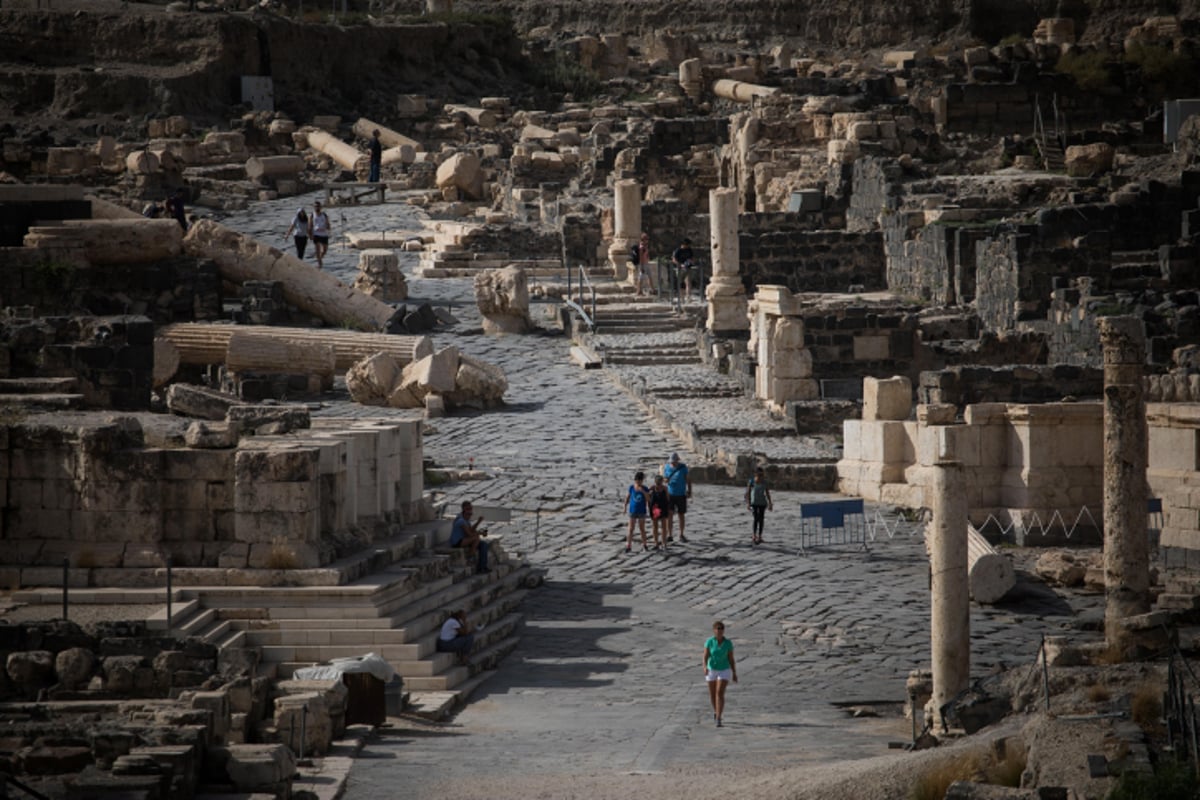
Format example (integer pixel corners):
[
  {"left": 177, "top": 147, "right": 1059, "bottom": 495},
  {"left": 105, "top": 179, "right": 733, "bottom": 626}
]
[
  {"left": 353, "top": 249, "right": 408, "bottom": 303},
  {"left": 352, "top": 117, "right": 420, "bottom": 150},
  {"left": 712, "top": 78, "right": 779, "bottom": 102},
  {"left": 305, "top": 129, "right": 368, "bottom": 174},
  {"left": 346, "top": 347, "right": 505, "bottom": 411},
  {"left": 706, "top": 187, "right": 748, "bottom": 333},
  {"left": 863, "top": 376, "right": 912, "bottom": 421},
  {"left": 159, "top": 323, "right": 432, "bottom": 371},
  {"left": 927, "top": 461, "right": 969, "bottom": 723},
  {"left": 182, "top": 220, "right": 400, "bottom": 331},
  {"left": 435, "top": 152, "right": 484, "bottom": 200},
  {"left": 225, "top": 331, "right": 337, "bottom": 387},
  {"left": 474, "top": 266, "right": 531, "bottom": 334},
  {"left": 967, "top": 524, "right": 1015, "bottom": 604},
  {"left": 1099, "top": 316, "right": 1150, "bottom": 654},
  {"left": 609, "top": 178, "right": 641, "bottom": 274},
  {"left": 245, "top": 155, "right": 304, "bottom": 180},
  {"left": 23, "top": 219, "right": 183, "bottom": 265}
]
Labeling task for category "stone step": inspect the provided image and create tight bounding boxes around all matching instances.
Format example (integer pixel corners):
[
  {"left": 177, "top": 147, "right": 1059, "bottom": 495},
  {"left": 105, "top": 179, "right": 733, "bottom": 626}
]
[
  {"left": 0, "top": 393, "right": 85, "bottom": 409},
  {"left": 0, "top": 377, "right": 79, "bottom": 394},
  {"left": 406, "top": 668, "right": 498, "bottom": 721},
  {"left": 605, "top": 354, "right": 701, "bottom": 365},
  {"left": 402, "top": 632, "right": 520, "bottom": 692}
]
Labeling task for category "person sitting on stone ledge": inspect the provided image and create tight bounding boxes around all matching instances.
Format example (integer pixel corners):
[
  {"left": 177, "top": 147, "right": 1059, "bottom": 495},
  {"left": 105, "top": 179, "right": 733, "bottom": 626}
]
[
  {"left": 451, "top": 500, "right": 491, "bottom": 574},
  {"left": 436, "top": 609, "right": 475, "bottom": 665}
]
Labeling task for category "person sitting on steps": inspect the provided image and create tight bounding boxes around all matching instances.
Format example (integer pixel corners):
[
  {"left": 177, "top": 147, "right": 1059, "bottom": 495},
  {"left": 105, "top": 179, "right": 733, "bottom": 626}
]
[
  {"left": 450, "top": 500, "right": 491, "bottom": 574},
  {"left": 436, "top": 609, "right": 475, "bottom": 665}
]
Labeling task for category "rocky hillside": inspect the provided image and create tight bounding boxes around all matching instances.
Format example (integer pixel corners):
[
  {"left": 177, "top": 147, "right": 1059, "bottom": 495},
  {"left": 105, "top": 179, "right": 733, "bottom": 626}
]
[{"left": 0, "top": 9, "right": 526, "bottom": 140}]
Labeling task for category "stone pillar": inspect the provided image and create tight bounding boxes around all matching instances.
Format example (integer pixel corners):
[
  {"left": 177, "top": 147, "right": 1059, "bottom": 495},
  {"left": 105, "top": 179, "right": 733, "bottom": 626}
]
[
  {"left": 1099, "top": 316, "right": 1150, "bottom": 654},
  {"left": 608, "top": 179, "right": 641, "bottom": 277},
  {"left": 927, "top": 460, "right": 969, "bottom": 727},
  {"left": 679, "top": 59, "right": 703, "bottom": 100},
  {"left": 706, "top": 187, "right": 748, "bottom": 334}
]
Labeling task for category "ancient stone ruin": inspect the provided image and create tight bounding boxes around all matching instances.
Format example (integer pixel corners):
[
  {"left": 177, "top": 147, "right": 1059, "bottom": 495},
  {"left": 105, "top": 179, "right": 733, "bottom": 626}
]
[{"left": 3, "top": 0, "right": 1200, "bottom": 796}]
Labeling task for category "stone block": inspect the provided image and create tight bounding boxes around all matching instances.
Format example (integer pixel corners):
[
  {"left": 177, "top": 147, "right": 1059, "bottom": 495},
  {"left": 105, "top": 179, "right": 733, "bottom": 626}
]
[
  {"left": 247, "top": 542, "right": 321, "bottom": 569},
  {"left": 274, "top": 692, "right": 333, "bottom": 756},
  {"left": 235, "top": 448, "right": 319, "bottom": 483},
  {"left": 235, "top": 480, "right": 319, "bottom": 513},
  {"left": 863, "top": 376, "right": 912, "bottom": 421},
  {"left": 772, "top": 349, "right": 813, "bottom": 380},
  {"left": 77, "top": 510, "right": 163, "bottom": 544},
  {"left": 234, "top": 510, "right": 319, "bottom": 543},
  {"left": 859, "top": 420, "right": 910, "bottom": 465},
  {"left": 161, "top": 449, "right": 235, "bottom": 482},
  {"left": 853, "top": 335, "right": 890, "bottom": 361}
]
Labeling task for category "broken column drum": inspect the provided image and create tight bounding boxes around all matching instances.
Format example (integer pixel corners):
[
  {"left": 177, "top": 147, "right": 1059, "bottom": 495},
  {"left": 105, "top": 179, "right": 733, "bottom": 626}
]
[
  {"left": 305, "top": 130, "right": 368, "bottom": 174},
  {"left": 1099, "top": 316, "right": 1150, "bottom": 653},
  {"left": 928, "top": 460, "right": 969, "bottom": 726},
  {"left": 705, "top": 187, "right": 749, "bottom": 334}
]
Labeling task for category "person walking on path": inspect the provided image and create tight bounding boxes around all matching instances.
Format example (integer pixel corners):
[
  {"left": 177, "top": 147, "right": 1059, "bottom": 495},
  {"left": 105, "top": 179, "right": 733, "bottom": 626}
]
[
  {"left": 630, "top": 232, "right": 653, "bottom": 296},
  {"left": 367, "top": 129, "right": 383, "bottom": 183},
  {"left": 310, "top": 201, "right": 331, "bottom": 269},
  {"left": 745, "top": 466, "right": 773, "bottom": 545},
  {"left": 663, "top": 452, "right": 692, "bottom": 542},
  {"left": 624, "top": 471, "right": 652, "bottom": 553},
  {"left": 435, "top": 609, "right": 475, "bottom": 665},
  {"left": 704, "top": 620, "right": 737, "bottom": 727},
  {"left": 671, "top": 236, "right": 697, "bottom": 301},
  {"left": 649, "top": 474, "right": 671, "bottom": 550},
  {"left": 450, "top": 501, "right": 491, "bottom": 573},
  {"left": 284, "top": 207, "right": 310, "bottom": 260}
]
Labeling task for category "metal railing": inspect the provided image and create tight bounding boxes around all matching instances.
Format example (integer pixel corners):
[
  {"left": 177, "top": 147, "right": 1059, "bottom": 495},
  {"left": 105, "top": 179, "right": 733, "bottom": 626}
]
[
  {"left": 1167, "top": 643, "right": 1200, "bottom": 770},
  {"left": 655, "top": 256, "right": 708, "bottom": 312},
  {"left": 564, "top": 264, "right": 597, "bottom": 331}
]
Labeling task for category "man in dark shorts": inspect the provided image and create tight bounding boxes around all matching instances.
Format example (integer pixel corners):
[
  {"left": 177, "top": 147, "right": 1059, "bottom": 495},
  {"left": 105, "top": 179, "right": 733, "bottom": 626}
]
[
  {"left": 450, "top": 500, "right": 490, "bottom": 573},
  {"left": 671, "top": 237, "right": 696, "bottom": 300},
  {"left": 310, "top": 200, "right": 331, "bottom": 270},
  {"left": 368, "top": 129, "right": 382, "bottom": 183},
  {"left": 662, "top": 452, "right": 693, "bottom": 542}
]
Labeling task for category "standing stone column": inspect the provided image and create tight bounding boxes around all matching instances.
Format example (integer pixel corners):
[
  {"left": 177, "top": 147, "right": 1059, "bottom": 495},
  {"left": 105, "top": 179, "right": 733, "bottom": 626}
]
[
  {"left": 1099, "top": 316, "right": 1150, "bottom": 654},
  {"left": 608, "top": 179, "right": 642, "bottom": 279},
  {"left": 706, "top": 187, "right": 749, "bottom": 334},
  {"left": 927, "top": 460, "right": 969, "bottom": 727},
  {"left": 679, "top": 59, "right": 703, "bottom": 100}
]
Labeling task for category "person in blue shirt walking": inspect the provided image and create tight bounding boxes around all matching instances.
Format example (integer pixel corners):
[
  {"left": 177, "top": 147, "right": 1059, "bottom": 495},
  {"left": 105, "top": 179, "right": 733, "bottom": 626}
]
[
  {"left": 623, "top": 471, "right": 651, "bottom": 553},
  {"left": 662, "top": 452, "right": 693, "bottom": 542}
]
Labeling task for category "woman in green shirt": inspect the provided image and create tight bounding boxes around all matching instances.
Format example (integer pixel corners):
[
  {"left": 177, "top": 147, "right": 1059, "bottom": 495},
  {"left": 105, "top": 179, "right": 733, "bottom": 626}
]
[{"left": 703, "top": 620, "right": 738, "bottom": 727}]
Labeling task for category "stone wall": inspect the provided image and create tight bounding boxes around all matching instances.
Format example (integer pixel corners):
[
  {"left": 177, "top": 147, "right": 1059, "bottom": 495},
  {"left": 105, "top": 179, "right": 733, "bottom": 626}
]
[
  {"left": 847, "top": 157, "right": 903, "bottom": 234},
  {"left": 1150, "top": 403, "right": 1200, "bottom": 567},
  {"left": 839, "top": 400, "right": 1105, "bottom": 543},
  {"left": 0, "top": 413, "right": 425, "bottom": 584},
  {"left": 801, "top": 304, "right": 919, "bottom": 381},
  {"left": 918, "top": 364, "right": 1104, "bottom": 406},
  {"left": 973, "top": 226, "right": 1111, "bottom": 333},
  {"left": 0, "top": 250, "right": 222, "bottom": 324},
  {"left": 646, "top": 118, "right": 728, "bottom": 158},
  {"left": 1, "top": 315, "right": 155, "bottom": 410},
  {"left": 740, "top": 223, "right": 885, "bottom": 293}
]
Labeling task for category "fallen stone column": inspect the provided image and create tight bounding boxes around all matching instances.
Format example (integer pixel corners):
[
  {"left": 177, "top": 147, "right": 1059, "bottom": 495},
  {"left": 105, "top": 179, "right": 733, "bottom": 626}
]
[
  {"left": 352, "top": 118, "right": 420, "bottom": 150},
  {"left": 712, "top": 78, "right": 779, "bottom": 103},
  {"left": 246, "top": 155, "right": 304, "bottom": 180},
  {"left": 158, "top": 323, "right": 432, "bottom": 371},
  {"left": 381, "top": 145, "right": 416, "bottom": 166},
  {"left": 306, "top": 130, "right": 368, "bottom": 173},
  {"left": 125, "top": 150, "right": 160, "bottom": 174},
  {"left": 23, "top": 219, "right": 183, "bottom": 265},
  {"left": 446, "top": 105, "right": 498, "bottom": 129},
  {"left": 87, "top": 195, "right": 143, "bottom": 220},
  {"left": 966, "top": 524, "right": 1015, "bottom": 604},
  {"left": 226, "top": 331, "right": 336, "bottom": 386},
  {"left": 183, "top": 219, "right": 398, "bottom": 331}
]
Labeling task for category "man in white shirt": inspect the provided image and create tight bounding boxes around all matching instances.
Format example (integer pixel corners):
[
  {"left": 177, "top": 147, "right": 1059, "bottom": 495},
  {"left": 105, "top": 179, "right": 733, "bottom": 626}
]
[
  {"left": 435, "top": 609, "right": 475, "bottom": 665},
  {"left": 310, "top": 201, "right": 331, "bottom": 270}
]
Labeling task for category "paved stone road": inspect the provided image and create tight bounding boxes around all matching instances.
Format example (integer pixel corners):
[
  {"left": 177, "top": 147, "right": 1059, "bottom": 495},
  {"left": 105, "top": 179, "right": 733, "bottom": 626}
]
[{"left": 217, "top": 199, "right": 1098, "bottom": 799}]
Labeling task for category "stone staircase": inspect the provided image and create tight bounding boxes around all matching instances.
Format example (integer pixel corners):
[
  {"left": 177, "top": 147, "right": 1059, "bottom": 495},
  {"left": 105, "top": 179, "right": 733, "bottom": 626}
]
[
  {"left": 415, "top": 220, "right": 563, "bottom": 277},
  {"left": 1111, "top": 250, "right": 1163, "bottom": 287},
  {"left": 166, "top": 531, "right": 531, "bottom": 719},
  {"left": 0, "top": 377, "right": 85, "bottom": 409}
]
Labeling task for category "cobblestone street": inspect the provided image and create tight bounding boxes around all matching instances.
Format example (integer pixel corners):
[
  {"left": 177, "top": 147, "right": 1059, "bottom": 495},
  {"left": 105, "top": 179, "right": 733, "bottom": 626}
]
[{"left": 218, "top": 205, "right": 1098, "bottom": 798}]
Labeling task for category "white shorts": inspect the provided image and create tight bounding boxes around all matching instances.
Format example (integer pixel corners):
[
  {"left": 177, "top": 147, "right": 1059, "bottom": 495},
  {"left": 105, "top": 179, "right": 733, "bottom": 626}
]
[{"left": 706, "top": 668, "right": 732, "bottom": 683}]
